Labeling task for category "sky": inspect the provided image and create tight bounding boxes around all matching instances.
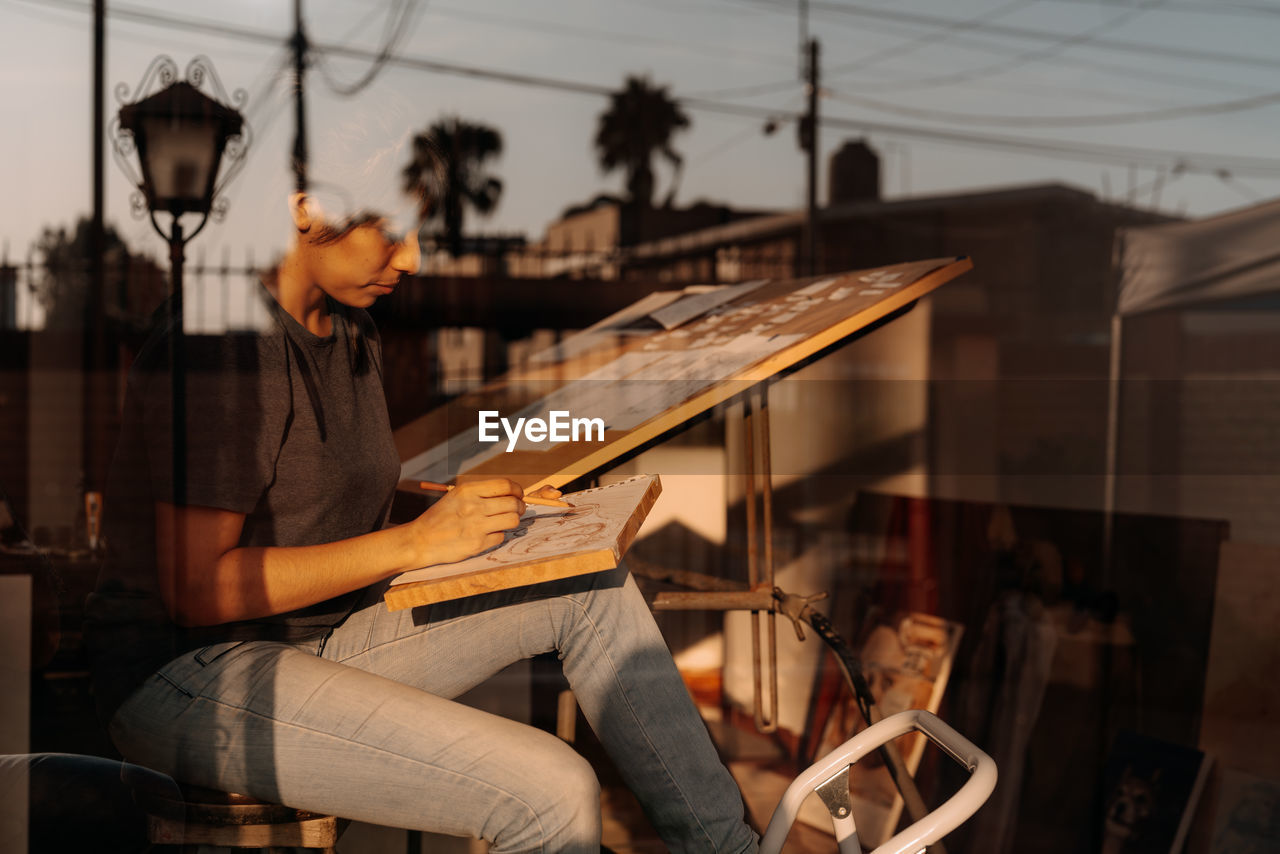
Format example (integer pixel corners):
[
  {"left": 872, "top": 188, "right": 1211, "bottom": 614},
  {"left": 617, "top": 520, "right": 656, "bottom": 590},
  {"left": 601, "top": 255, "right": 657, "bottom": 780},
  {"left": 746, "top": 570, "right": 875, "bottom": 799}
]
[{"left": 5, "top": 0, "right": 1280, "bottom": 293}]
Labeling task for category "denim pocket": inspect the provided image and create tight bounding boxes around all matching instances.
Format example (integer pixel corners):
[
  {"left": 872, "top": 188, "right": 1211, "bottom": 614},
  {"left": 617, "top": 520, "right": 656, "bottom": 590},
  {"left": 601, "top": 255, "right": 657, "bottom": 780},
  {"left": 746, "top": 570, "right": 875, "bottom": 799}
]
[{"left": 194, "top": 640, "right": 248, "bottom": 666}]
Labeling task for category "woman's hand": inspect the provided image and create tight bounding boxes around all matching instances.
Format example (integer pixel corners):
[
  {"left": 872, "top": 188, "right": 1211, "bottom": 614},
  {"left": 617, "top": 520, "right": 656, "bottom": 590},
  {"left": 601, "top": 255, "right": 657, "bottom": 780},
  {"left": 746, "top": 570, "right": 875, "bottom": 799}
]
[{"left": 403, "top": 478, "right": 528, "bottom": 567}]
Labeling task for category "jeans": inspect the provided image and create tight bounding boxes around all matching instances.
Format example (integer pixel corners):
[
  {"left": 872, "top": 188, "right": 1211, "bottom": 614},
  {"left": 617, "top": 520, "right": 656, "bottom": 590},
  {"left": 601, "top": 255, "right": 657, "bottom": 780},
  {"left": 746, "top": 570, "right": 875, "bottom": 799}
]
[{"left": 108, "top": 567, "right": 758, "bottom": 854}]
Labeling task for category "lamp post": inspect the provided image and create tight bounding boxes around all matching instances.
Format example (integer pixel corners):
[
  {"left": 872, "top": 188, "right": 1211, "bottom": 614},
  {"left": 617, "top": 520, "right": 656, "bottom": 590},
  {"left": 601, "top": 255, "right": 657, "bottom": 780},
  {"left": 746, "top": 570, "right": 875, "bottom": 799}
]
[{"left": 111, "top": 55, "right": 249, "bottom": 504}]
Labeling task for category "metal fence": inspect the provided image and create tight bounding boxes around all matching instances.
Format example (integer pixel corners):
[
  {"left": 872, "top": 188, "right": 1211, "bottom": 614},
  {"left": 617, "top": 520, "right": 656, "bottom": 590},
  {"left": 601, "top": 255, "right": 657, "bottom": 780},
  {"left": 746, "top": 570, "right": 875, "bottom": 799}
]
[{"left": 2, "top": 236, "right": 816, "bottom": 335}]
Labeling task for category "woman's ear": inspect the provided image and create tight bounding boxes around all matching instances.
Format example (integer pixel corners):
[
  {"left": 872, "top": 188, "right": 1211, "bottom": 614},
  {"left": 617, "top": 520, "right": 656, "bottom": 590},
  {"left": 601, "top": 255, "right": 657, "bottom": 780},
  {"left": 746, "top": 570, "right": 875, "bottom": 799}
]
[{"left": 289, "top": 192, "right": 314, "bottom": 234}]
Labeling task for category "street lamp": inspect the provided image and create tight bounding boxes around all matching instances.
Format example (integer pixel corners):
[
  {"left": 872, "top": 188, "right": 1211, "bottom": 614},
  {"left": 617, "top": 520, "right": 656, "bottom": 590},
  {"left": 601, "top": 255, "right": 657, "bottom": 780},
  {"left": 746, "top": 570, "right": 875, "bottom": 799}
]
[
  {"left": 110, "top": 55, "right": 249, "bottom": 502},
  {"left": 111, "top": 55, "right": 249, "bottom": 289},
  {"left": 120, "top": 80, "right": 241, "bottom": 219}
]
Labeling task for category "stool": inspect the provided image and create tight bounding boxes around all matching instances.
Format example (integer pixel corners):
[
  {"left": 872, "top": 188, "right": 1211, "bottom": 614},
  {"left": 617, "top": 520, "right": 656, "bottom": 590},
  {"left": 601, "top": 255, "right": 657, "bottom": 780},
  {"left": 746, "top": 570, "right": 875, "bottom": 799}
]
[{"left": 127, "top": 769, "right": 342, "bottom": 853}]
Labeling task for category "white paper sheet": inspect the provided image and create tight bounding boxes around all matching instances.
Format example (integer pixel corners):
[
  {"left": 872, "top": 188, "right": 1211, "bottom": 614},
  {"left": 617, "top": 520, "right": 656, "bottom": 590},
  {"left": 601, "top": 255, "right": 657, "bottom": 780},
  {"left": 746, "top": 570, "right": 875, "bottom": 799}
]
[{"left": 390, "top": 474, "right": 659, "bottom": 586}]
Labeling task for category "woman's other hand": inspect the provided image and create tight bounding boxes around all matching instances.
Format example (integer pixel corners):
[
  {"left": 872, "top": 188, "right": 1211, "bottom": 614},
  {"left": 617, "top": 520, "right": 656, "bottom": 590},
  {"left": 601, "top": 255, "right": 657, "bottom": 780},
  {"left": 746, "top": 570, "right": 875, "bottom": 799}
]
[{"left": 405, "top": 479, "right": 527, "bottom": 567}]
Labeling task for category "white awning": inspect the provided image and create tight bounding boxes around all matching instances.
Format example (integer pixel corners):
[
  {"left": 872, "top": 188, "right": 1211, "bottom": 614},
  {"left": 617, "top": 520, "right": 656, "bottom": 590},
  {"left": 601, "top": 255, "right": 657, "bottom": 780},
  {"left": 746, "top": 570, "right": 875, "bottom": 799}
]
[{"left": 1117, "top": 198, "right": 1280, "bottom": 316}]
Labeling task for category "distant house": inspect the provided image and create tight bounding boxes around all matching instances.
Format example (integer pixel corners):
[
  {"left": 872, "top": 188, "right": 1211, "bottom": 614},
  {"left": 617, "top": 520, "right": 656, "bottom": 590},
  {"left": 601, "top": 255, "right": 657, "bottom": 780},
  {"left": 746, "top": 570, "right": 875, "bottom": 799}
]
[
  {"left": 508, "top": 195, "right": 776, "bottom": 280},
  {"left": 418, "top": 194, "right": 774, "bottom": 280}
]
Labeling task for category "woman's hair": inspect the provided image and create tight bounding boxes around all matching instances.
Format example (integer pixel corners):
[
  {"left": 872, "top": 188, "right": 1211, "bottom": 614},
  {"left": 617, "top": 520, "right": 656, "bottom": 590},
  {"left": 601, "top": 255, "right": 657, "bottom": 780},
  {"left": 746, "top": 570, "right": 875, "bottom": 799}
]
[{"left": 310, "top": 210, "right": 388, "bottom": 245}]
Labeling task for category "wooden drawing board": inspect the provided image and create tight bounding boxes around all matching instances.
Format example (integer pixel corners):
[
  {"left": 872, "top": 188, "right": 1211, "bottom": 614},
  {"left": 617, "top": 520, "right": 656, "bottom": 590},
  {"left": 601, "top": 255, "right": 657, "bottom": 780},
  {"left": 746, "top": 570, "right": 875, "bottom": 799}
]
[
  {"left": 395, "top": 257, "right": 972, "bottom": 491},
  {"left": 385, "top": 474, "right": 662, "bottom": 609}
]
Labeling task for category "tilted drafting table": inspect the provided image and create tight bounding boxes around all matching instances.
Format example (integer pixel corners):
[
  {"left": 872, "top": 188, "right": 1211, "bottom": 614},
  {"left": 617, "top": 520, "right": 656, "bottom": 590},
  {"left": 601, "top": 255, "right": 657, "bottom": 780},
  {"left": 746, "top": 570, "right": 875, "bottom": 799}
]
[
  {"left": 396, "top": 256, "right": 970, "bottom": 489},
  {"left": 392, "top": 256, "right": 973, "bottom": 722}
]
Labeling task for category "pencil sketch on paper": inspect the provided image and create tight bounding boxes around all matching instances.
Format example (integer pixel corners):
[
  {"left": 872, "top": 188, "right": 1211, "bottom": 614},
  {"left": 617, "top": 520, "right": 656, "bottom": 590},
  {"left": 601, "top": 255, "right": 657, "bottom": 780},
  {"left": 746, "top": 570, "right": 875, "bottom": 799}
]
[
  {"left": 494, "top": 504, "right": 610, "bottom": 561},
  {"left": 388, "top": 474, "right": 662, "bottom": 589}
]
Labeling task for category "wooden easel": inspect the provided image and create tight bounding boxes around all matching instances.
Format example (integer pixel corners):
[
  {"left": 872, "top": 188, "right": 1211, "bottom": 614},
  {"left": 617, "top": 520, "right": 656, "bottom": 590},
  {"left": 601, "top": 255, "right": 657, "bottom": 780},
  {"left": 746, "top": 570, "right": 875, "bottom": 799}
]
[{"left": 648, "top": 384, "right": 782, "bottom": 731}]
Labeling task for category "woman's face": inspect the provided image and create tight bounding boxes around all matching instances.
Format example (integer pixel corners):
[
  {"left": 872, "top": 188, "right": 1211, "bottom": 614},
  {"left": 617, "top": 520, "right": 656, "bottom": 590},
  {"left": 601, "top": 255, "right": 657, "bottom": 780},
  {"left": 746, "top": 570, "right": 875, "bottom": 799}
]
[{"left": 308, "top": 220, "right": 421, "bottom": 308}]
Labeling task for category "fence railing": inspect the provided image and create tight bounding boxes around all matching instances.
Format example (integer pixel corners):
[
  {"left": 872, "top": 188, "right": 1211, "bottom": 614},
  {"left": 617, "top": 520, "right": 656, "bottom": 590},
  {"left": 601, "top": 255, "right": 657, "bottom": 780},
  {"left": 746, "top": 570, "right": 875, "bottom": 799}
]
[{"left": 2, "top": 236, "right": 818, "bottom": 334}]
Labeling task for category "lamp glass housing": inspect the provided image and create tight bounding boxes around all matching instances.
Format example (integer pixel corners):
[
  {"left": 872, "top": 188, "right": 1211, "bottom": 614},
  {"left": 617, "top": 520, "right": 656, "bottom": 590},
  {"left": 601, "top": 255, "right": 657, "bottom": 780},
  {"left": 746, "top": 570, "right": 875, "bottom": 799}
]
[{"left": 139, "top": 115, "right": 222, "bottom": 214}]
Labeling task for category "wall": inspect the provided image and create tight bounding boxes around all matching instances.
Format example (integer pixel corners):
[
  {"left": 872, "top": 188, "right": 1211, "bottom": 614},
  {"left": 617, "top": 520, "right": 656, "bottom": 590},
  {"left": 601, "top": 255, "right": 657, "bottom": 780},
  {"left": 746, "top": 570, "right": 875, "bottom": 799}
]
[{"left": 1117, "top": 307, "right": 1280, "bottom": 545}]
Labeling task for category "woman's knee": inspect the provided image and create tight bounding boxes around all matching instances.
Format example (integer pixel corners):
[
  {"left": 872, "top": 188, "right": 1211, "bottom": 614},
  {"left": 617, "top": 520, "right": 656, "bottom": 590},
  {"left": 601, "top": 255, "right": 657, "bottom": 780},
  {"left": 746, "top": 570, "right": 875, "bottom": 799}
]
[
  {"left": 539, "top": 750, "right": 601, "bottom": 841},
  {"left": 489, "top": 739, "right": 601, "bottom": 853}
]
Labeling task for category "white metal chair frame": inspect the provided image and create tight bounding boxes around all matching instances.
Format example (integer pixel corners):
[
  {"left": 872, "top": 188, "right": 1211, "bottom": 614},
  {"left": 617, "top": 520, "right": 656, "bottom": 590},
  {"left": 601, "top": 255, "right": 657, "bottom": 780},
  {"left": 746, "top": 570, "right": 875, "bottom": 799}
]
[{"left": 759, "top": 709, "right": 998, "bottom": 854}]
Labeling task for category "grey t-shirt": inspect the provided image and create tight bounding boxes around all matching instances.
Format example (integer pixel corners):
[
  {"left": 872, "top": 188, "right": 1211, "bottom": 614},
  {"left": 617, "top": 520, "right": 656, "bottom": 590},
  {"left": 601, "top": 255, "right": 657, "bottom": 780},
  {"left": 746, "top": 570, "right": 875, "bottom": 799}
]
[{"left": 87, "top": 289, "right": 401, "bottom": 719}]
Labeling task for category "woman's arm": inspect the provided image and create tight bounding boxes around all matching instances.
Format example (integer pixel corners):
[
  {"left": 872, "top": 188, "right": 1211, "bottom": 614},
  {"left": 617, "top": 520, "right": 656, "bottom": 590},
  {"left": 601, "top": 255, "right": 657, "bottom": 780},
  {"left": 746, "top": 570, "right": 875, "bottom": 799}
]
[{"left": 155, "top": 478, "right": 529, "bottom": 627}]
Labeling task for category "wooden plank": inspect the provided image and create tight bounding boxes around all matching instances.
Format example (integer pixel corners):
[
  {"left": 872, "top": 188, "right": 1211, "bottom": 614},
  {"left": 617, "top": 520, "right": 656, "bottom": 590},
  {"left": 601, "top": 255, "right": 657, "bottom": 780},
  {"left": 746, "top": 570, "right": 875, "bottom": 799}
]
[
  {"left": 385, "top": 550, "right": 619, "bottom": 610},
  {"left": 385, "top": 475, "right": 662, "bottom": 610}
]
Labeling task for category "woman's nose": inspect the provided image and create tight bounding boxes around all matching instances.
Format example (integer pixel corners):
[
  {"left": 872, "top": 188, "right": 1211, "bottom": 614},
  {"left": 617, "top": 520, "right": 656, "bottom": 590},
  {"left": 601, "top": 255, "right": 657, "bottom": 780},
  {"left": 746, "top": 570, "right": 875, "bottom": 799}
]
[{"left": 392, "top": 232, "right": 421, "bottom": 275}]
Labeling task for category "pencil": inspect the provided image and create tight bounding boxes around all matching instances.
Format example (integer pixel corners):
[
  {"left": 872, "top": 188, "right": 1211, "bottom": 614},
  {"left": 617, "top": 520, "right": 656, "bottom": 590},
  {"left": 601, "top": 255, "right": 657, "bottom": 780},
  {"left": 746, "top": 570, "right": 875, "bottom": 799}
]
[{"left": 418, "top": 481, "right": 572, "bottom": 508}]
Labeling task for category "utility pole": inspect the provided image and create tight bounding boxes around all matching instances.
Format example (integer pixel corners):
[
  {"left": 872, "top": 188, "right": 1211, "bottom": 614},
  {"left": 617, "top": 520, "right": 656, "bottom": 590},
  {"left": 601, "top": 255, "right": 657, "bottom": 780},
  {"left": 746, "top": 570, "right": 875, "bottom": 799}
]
[
  {"left": 291, "top": 0, "right": 309, "bottom": 193},
  {"left": 85, "top": 0, "right": 107, "bottom": 491},
  {"left": 91, "top": 0, "right": 104, "bottom": 302},
  {"left": 799, "top": 38, "right": 820, "bottom": 277}
]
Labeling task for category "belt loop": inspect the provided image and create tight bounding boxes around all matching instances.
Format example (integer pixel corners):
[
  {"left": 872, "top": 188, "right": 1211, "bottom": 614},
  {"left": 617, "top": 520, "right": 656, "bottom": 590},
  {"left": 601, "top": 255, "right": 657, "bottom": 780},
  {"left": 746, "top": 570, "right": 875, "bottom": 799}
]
[{"left": 315, "top": 626, "right": 335, "bottom": 657}]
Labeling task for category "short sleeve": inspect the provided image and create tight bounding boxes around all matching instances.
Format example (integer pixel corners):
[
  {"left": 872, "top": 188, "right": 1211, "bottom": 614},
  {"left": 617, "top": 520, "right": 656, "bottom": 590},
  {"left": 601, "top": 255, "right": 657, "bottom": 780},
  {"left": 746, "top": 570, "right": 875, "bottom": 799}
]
[{"left": 139, "top": 329, "right": 292, "bottom": 513}]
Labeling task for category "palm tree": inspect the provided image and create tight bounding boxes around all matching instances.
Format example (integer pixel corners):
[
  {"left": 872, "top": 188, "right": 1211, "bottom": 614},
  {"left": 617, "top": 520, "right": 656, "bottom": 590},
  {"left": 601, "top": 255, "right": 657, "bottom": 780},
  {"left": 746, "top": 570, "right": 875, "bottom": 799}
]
[
  {"left": 594, "top": 75, "right": 691, "bottom": 209},
  {"left": 402, "top": 117, "right": 504, "bottom": 256}
]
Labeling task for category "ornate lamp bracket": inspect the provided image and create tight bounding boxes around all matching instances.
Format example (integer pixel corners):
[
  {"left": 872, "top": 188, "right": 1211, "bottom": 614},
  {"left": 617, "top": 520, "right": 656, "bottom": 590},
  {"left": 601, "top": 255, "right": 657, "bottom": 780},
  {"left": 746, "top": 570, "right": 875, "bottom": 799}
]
[{"left": 109, "top": 54, "right": 251, "bottom": 236}]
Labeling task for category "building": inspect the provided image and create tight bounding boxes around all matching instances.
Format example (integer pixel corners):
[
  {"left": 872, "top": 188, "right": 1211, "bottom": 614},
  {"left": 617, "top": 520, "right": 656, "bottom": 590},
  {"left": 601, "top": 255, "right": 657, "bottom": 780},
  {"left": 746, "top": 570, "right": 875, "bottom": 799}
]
[
  {"left": 420, "top": 195, "right": 777, "bottom": 281},
  {"left": 527, "top": 195, "right": 774, "bottom": 279}
]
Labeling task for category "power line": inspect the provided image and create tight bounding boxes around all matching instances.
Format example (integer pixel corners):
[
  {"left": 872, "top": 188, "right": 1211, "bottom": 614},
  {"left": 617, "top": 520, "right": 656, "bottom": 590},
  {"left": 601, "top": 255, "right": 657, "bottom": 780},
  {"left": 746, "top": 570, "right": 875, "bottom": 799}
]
[
  {"left": 688, "top": 112, "right": 788, "bottom": 165},
  {"left": 316, "top": 0, "right": 424, "bottom": 97},
  {"left": 1229, "top": 1, "right": 1280, "bottom": 14},
  {"left": 660, "top": 2, "right": 1187, "bottom": 110},
  {"left": 242, "top": 49, "right": 294, "bottom": 142},
  {"left": 698, "top": 0, "right": 1275, "bottom": 100},
  {"left": 724, "top": 0, "right": 1278, "bottom": 102},
  {"left": 729, "top": 0, "right": 1280, "bottom": 72},
  {"left": 823, "top": 0, "right": 1038, "bottom": 77},
  {"left": 621, "top": 0, "right": 782, "bottom": 23},
  {"left": 688, "top": 56, "right": 1202, "bottom": 110},
  {"left": 3, "top": 0, "right": 268, "bottom": 64},
  {"left": 37, "top": 0, "right": 619, "bottom": 95},
  {"left": 1038, "top": 0, "right": 1280, "bottom": 18},
  {"left": 414, "top": 0, "right": 798, "bottom": 69},
  {"left": 325, "top": 0, "right": 800, "bottom": 70},
  {"left": 29, "top": 0, "right": 1264, "bottom": 112},
  {"left": 825, "top": 83, "right": 1280, "bottom": 128},
  {"left": 839, "top": 35, "right": 1269, "bottom": 100},
  {"left": 33, "top": 0, "right": 1280, "bottom": 180},
  {"left": 684, "top": 79, "right": 802, "bottom": 100},
  {"left": 856, "top": 66, "right": 1192, "bottom": 110},
  {"left": 826, "top": 0, "right": 1157, "bottom": 92}
]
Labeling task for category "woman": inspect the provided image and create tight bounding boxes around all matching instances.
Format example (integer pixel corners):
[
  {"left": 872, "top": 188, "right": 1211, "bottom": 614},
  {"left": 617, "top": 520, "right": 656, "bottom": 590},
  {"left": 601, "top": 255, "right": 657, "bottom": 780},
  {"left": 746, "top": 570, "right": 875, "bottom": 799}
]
[{"left": 87, "top": 193, "right": 758, "bottom": 853}]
